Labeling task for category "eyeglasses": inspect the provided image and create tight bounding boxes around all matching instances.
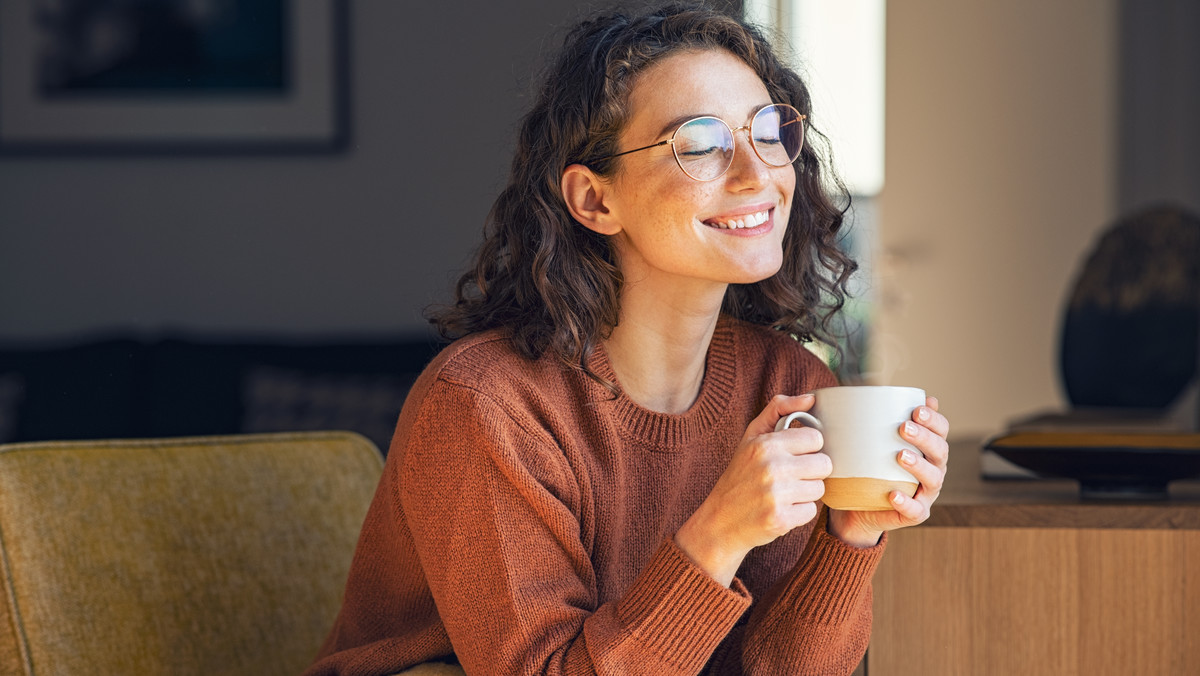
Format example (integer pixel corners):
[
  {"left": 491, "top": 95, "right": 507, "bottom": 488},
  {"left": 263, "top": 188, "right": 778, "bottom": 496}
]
[{"left": 593, "top": 103, "right": 806, "bottom": 182}]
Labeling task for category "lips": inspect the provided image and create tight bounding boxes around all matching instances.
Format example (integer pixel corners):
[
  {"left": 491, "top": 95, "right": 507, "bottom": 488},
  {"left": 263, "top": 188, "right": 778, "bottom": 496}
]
[{"left": 704, "top": 209, "right": 770, "bottom": 230}]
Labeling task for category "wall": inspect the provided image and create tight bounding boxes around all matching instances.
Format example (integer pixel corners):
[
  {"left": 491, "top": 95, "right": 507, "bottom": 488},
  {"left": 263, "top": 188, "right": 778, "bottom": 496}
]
[
  {"left": 873, "top": 0, "right": 1120, "bottom": 438},
  {"left": 0, "top": 1, "right": 622, "bottom": 341},
  {"left": 1119, "top": 0, "right": 1200, "bottom": 215},
  {"left": 3, "top": 1, "right": 1183, "bottom": 444}
]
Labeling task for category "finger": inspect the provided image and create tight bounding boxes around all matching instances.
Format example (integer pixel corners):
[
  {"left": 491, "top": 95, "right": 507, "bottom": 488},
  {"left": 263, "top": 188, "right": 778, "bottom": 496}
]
[
  {"left": 901, "top": 420, "right": 950, "bottom": 469},
  {"left": 925, "top": 395, "right": 940, "bottom": 412},
  {"left": 790, "top": 451, "right": 833, "bottom": 479},
  {"left": 770, "top": 426, "right": 825, "bottom": 457},
  {"left": 781, "top": 501, "right": 821, "bottom": 530},
  {"left": 912, "top": 403, "right": 950, "bottom": 439},
  {"left": 745, "top": 393, "right": 816, "bottom": 438},
  {"left": 757, "top": 492, "right": 821, "bottom": 537},
  {"left": 783, "top": 478, "right": 827, "bottom": 505},
  {"left": 888, "top": 490, "right": 929, "bottom": 523},
  {"left": 898, "top": 448, "right": 946, "bottom": 494}
]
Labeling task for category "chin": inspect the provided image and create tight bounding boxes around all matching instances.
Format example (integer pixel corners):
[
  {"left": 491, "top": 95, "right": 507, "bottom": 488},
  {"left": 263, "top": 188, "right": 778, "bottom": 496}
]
[
  {"left": 726, "top": 267, "right": 783, "bottom": 286},
  {"left": 734, "top": 257, "right": 785, "bottom": 284}
]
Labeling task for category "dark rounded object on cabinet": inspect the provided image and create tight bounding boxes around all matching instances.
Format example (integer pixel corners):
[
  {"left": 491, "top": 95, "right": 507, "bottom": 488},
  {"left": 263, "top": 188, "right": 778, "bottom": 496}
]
[{"left": 1059, "top": 205, "right": 1200, "bottom": 409}]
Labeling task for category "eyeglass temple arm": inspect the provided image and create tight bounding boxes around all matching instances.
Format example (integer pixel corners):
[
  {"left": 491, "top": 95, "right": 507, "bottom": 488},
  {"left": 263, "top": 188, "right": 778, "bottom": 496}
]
[{"left": 596, "top": 139, "right": 672, "bottom": 162}]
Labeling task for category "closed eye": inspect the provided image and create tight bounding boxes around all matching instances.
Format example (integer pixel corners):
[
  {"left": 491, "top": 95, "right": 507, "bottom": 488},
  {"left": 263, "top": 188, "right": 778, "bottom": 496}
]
[{"left": 677, "top": 145, "right": 723, "bottom": 157}]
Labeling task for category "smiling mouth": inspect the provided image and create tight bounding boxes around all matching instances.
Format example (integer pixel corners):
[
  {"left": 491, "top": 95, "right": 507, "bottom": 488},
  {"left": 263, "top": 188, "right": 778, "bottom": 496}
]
[{"left": 704, "top": 209, "right": 770, "bottom": 230}]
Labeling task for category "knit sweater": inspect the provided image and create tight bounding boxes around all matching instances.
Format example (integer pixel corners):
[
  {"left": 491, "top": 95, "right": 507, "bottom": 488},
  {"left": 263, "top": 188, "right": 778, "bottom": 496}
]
[{"left": 306, "top": 315, "right": 886, "bottom": 676}]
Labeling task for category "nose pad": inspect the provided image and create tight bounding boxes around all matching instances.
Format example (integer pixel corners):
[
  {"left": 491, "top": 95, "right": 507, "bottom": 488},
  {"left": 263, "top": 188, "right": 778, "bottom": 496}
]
[{"left": 725, "top": 127, "right": 769, "bottom": 185}]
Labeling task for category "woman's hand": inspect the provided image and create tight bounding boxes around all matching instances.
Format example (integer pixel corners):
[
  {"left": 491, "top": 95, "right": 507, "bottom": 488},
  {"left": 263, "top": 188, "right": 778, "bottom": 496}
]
[
  {"left": 675, "top": 393, "right": 831, "bottom": 587},
  {"left": 826, "top": 396, "right": 951, "bottom": 548}
]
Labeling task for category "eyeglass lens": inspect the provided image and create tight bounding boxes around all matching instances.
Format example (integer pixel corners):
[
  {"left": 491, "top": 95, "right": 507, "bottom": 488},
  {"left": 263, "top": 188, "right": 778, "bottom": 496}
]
[{"left": 672, "top": 104, "right": 804, "bottom": 181}]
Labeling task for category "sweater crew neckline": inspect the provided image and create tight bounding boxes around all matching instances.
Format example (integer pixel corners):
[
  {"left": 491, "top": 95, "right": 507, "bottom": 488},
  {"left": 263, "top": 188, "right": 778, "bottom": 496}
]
[{"left": 589, "top": 316, "right": 739, "bottom": 451}]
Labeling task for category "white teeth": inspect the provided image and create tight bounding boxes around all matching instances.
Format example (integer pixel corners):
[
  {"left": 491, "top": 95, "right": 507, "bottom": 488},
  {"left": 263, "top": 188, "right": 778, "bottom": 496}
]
[{"left": 709, "top": 210, "right": 769, "bottom": 229}]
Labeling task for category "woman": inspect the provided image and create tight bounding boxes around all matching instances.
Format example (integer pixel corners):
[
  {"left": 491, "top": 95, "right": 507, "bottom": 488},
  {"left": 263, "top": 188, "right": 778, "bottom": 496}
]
[{"left": 307, "top": 3, "right": 949, "bottom": 675}]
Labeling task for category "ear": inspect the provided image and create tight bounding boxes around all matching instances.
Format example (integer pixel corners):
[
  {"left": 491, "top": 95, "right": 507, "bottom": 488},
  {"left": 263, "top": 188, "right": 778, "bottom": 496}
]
[{"left": 561, "top": 164, "right": 621, "bottom": 236}]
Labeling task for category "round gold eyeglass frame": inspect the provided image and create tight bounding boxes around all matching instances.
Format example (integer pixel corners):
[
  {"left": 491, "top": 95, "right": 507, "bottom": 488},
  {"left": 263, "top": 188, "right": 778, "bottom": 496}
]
[{"left": 591, "top": 103, "right": 807, "bottom": 182}]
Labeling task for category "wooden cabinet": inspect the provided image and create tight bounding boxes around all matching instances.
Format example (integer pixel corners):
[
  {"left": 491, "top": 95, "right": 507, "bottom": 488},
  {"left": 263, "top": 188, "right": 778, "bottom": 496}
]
[{"left": 867, "top": 442, "right": 1200, "bottom": 674}]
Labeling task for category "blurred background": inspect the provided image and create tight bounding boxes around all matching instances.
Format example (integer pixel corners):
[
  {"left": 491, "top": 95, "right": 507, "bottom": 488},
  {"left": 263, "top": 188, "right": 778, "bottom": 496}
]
[{"left": 0, "top": 0, "right": 1196, "bottom": 446}]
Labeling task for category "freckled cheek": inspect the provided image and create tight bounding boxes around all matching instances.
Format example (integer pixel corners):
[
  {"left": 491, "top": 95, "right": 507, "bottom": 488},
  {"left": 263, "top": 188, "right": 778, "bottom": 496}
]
[
  {"left": 680, "top": 186, "right": 723, "bottom": 223},
  {"left": 652, "top": 188, "right": 714, "bottom": 225},
  {"left": 780, "top": 172, "right": 798, "bottom": 208},
  {"left": 624, "top": 169, "right": 722, "bottom": 226}
]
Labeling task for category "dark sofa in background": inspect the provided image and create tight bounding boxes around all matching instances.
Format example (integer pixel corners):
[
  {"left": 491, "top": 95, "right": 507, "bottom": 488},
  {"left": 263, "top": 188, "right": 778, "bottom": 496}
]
[{"left": 0, "top": 334, "right": 443, "bottom": 455}]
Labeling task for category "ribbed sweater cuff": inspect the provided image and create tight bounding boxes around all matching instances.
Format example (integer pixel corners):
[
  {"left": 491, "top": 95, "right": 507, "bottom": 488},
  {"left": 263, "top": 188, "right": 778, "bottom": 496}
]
[
  {"left": 785, "top": 511, "right": 887, "bottom": 625},
  {"left": 616, "top": 538, "right": 752, "bottom": 671}
]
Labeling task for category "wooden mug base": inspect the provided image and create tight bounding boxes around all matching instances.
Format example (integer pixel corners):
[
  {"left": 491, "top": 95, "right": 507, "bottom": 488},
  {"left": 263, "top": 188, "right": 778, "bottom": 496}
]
[{"left": 823, "top": 477, "right": 919, "bottom": 512}]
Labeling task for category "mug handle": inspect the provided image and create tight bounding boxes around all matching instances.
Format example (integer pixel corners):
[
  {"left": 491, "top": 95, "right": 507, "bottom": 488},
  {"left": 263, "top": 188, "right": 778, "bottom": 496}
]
[{"left": 774, "top": 410, "right": 822, "bottom": 432}]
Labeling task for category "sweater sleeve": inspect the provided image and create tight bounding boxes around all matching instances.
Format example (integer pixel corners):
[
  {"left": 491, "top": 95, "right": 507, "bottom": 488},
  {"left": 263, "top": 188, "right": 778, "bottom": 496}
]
[
  {"left": 399, "top": 379, "right": 751, "bottom": 675},
  {"left": 706, "top": 508, "right": 885, "bottom": 675}
]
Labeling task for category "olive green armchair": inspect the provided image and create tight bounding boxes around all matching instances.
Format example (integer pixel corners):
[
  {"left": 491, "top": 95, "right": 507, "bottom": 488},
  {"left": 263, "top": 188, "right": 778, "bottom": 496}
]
[{"left": 0, "top": 431, "right": 383, "bottom": 676}]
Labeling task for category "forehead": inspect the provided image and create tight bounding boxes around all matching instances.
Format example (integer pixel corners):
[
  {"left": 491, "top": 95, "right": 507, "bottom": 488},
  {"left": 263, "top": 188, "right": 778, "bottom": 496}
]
[{"left": 625, "top": 48, "right": 772, "bottom": 132}]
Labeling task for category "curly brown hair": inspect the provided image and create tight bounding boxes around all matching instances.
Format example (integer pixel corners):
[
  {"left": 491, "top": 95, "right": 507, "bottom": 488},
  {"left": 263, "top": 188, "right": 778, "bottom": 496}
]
[{"left": 428, "top": 1, "right": 857, "bottom": 374}]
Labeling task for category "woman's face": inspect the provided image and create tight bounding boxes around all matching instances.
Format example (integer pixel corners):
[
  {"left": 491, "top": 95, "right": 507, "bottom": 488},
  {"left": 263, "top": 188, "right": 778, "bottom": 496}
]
[{"left": 603, "top": 48, "right": 797, "bottom": 294}]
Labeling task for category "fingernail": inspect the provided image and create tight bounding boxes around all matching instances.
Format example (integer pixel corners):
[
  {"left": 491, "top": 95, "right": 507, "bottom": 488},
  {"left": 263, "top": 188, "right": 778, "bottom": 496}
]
[
  {"left": 917, "top": 407, "right": 930, "bottom": 422},
  {"left": 903, "top": 421, "right": 918, "bottom": 436},
  {"left": 900, "top": 449, "right": 917, "bottom": 465},
  {"left": 891, "top": 492, "right": 905, "bottom": 505}
]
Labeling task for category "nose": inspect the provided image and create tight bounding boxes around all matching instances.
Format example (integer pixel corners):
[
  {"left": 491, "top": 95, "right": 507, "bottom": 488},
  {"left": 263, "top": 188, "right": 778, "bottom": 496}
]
[{"left": 723, "top": 125, "right": 769, "bottom": 190}]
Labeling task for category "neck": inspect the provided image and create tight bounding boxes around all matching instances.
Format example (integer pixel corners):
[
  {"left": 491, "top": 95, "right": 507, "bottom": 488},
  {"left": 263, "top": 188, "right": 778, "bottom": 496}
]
[{"left": 604, "top": 280, "right": 727, "bottom": 414}]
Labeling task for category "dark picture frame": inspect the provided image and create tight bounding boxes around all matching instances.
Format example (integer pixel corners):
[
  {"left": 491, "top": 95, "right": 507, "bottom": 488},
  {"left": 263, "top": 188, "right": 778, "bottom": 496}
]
[{"left": 0, "top": 0, "right": 349, "bottom": 154}]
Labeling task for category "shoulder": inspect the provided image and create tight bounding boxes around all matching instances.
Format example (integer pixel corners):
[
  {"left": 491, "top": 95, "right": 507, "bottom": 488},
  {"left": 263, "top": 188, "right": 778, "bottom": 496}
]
[
  {"left": 394, "top": 331, "right": 583, "bottom": 505},
  {"left": 398, "top": 329, "right": 583, "bottom": 449},
  {"left": 422, "top": 329, "right": 570, "bottom": 396}
]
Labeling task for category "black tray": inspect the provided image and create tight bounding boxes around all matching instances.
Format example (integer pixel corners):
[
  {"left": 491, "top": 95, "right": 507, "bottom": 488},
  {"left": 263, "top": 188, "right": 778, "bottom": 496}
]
[{"left": 984, "top": 432, "right": 1200, "bottom": 499}]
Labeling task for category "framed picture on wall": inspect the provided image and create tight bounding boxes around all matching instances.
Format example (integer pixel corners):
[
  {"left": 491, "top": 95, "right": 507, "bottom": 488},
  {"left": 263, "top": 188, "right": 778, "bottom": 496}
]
[{"left": 0, "top": 0, "right": 349, "bottom": 154}]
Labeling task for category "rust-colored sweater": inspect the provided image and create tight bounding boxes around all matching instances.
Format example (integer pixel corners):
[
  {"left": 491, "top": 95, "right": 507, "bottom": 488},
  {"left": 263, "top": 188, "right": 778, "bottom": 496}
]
[{"left": 306, "top": 316, "right": 886, "bottom": 676}]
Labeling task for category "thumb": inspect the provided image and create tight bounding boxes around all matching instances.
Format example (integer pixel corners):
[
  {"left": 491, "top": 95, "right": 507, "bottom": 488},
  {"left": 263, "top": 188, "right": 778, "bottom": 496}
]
[{"left": 744, "top": 393, "right": 816, "bottom": 438}]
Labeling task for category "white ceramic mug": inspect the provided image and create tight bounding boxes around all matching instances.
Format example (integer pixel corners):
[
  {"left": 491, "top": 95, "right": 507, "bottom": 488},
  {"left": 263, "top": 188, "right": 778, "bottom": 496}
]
[{"left": 774, "top": 385, "right": 925, "bottom": 511}]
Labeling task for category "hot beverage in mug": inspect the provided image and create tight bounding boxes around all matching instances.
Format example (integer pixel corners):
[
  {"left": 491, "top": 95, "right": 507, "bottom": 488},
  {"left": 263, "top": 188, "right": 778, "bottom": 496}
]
[{"left": 774, "top": 386, "right": 925, "bottom": 511}]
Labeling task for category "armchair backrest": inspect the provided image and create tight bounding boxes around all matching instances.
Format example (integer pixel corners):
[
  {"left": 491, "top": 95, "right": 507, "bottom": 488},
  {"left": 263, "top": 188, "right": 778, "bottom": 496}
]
[{"left": 0, "top": 431, "right": 382, "bottom": 676}]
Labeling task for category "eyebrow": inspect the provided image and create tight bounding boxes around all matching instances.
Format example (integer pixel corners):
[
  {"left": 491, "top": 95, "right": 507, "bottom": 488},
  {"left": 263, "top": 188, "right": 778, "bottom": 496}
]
[{"left": 654, "top": 113, "right": 704, "bottom": 139}]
